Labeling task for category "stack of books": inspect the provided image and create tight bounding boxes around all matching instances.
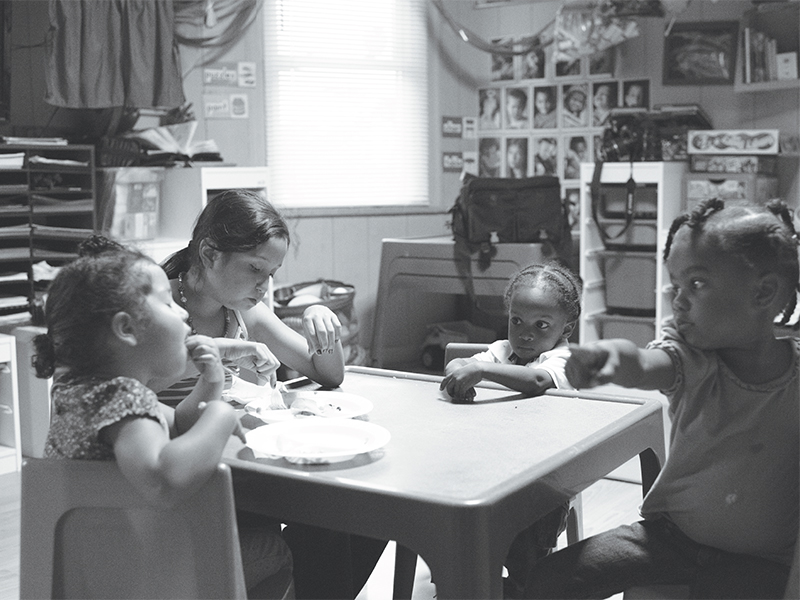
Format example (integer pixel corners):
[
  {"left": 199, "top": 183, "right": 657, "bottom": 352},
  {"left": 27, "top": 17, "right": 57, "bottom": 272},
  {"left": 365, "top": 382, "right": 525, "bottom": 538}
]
[{"left": 743, "top": 27, "right": 798, "bottom": 83}]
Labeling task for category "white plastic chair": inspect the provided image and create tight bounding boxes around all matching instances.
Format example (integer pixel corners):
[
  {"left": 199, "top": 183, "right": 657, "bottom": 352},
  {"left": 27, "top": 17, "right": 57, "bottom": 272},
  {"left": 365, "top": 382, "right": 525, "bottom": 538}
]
[{"left": 19, "top": 458, "right": 293, "bottom": 599}]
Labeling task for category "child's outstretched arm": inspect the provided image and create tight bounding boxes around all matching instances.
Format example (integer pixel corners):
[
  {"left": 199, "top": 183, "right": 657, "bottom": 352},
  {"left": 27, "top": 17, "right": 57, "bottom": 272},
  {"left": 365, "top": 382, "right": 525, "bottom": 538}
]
[
  {"left": 565, "top": 339, "right": 674, "bottom": 390},
  {"left": 440, "top": 359, "right": 555, "bottom": 401}
]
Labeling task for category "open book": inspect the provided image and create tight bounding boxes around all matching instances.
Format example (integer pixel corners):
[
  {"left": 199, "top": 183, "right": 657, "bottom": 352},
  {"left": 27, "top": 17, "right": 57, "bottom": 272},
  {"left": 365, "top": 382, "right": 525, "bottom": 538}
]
[{"left": 123, "top": 121, "right": 221, "bottom": 161}]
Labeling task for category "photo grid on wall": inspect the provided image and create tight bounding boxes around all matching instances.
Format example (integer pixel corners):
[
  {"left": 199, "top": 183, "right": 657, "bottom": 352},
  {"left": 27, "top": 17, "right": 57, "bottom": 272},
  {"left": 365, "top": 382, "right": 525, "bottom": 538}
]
[{"left": 479, "top": 38, "right": 650, "bottom": 230}]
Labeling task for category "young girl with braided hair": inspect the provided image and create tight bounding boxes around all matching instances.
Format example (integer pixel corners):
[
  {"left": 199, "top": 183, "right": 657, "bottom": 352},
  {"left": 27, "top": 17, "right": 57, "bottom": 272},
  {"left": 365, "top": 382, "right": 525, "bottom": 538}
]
[
  {"left": 440, "top": 260, "right": 582, "bottom": 403},
  {"left": 525, "top": 198, "right": 800, "bottom": 599},
  {"left": 36, "top": 236, "right": 293, "bottom": 598},
  {"left": 439, "top": 260, "right": 583, "bottom": 598}
]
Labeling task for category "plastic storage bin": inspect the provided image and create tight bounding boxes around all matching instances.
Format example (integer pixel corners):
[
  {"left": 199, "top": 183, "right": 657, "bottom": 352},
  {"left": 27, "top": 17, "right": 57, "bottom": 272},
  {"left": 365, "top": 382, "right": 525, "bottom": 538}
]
[
  {"left": 97, "top": 167, "right": 165, "bottom": 240},
  {"left": 600, "top": 251, "right": 657, "bottom": 315}
]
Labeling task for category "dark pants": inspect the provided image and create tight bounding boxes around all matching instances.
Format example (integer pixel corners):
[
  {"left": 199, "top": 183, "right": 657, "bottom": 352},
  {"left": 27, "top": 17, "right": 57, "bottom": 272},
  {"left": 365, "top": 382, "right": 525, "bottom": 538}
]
[
  {"left": 504, "top": 502, "right": 571, "bottom": 598},
  {"left": 282, "top": 523, "right": 387, "bottom": 600},
  {"left": 524, "top": 518, "right": 791, "bottom": 599}
]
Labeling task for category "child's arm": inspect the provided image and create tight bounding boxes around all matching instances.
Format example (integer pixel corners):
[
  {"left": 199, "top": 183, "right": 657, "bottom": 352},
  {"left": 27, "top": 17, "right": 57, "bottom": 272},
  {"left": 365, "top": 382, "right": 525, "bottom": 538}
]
[
  {"left": 102, "top": 336, "right": 243, "bottom": 506},
  {"left": 172, "top": 335, "right": 226, "bottom": 436},
  {"left": 102, "top": 400, "right": 241, "bottom": 507},
  {"left": 565, "top": 339, "right": 675, "bottom": 390},
  {"left": 441, "top": 359, "right": 555, "bottom": 401}
]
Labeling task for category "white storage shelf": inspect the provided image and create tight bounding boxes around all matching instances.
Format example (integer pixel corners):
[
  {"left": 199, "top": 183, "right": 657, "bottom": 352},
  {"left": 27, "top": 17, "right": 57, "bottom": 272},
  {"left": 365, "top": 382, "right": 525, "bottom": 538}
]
[
  {"left": 0, "top": 333, "right": 21, "bottom": 473},
  {"left": 579, "top": 162, "right": 687, "bottom": 347}
]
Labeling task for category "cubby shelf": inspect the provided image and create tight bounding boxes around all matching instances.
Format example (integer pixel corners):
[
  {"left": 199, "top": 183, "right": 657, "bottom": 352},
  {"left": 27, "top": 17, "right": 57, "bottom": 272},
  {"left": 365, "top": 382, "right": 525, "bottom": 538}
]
[
  {"left": 734, "top": 2, "right": 800, "bottom": 93},
  {"left": 0, "top": 144, "right": 96, "bottom": 320},
  {"left": 579, "top": 161, "right": 687, "bottom": 347}
]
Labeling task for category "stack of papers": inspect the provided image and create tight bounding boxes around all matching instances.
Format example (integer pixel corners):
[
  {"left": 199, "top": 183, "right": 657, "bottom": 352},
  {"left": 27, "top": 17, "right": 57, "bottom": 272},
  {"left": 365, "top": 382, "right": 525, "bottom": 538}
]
[
  {"left": 0, "top": 152, "right": 25, "bottom": 169},
  {"left": 1, "top": 136, "right": 67, "bottom": 145}
]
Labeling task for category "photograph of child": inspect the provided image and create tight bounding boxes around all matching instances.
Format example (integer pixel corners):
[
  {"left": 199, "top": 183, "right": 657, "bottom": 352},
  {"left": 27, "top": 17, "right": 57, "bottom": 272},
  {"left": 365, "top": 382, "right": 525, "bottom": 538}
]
[
  {"left": 491, "top": 37, "right": 514, "bottom": 81},
  {"left": 505, "top": 87, "right": 530, "bottom": 129},
  {"left": 622, "top": 79, "right": 649, "bottom": 109},
  {"left": 591, "top": 81, "right": 618, "bottom": 127},
  {"left": 533, "top": 86, "right": 557, "bottom": 129},
  {"left": 555, "top": 57, "right": 582, "bottom": 77},
  {"left": 533, "top": 136, "right": 558, "bottom": 176},
  {"left": 479, "top": 88, "right": 501, "bottom": 130},
  {"left": 563, "top": 135, "right": 589, "bottom": 180},
  {"left": 561, "top": 84, "right": 588, "bottom": 128},
  {"left": 521, "top": 38, "right": 545, "bottom": 79},
  {"left": 564, "top": 187, "right": 580, "bottom": 230},
  {"left": 506, "top": 137, "right": 529, "bottom": 178},
  {"left": 479, "top": 137, "right": 502, "bottom": 177},
  {"left": 589, "top": 48, "right": 615, "bottom": 76},
  {"left": 594, "top": 134, "right": 604, "bottom": 161}
]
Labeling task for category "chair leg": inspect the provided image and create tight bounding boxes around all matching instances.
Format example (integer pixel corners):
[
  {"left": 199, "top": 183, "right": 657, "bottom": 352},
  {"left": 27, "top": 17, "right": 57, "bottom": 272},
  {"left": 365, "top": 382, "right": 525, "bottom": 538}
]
[
  {"left": 392, "top": 543, "right": 417, "bottom": 600},
  {"left": 566, "top": 493, "right": 584, "bottom": 545}
]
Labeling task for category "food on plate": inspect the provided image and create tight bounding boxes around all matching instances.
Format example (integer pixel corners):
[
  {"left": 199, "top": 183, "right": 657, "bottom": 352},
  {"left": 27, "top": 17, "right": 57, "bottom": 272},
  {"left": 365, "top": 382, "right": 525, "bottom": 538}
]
[{"left": 290, "top": 396, "right": 343, "bottom": 417}]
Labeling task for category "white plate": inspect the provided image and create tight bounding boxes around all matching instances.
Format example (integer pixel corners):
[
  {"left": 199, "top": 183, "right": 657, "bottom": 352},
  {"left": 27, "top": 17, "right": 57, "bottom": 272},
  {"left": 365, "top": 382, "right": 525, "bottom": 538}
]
[
  {"left": 244, "top": 390, "right": 373, "bottom": 423},
  {"left": 245, "top": 419, "right": 391, "bottom": 464}
]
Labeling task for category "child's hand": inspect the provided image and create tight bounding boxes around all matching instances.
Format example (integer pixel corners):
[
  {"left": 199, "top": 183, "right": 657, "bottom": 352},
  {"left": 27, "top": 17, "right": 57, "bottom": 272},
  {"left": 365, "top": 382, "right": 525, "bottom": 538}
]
[
  {"left": 565, "top": 343, "right": 614, "bottom": 388},
  {"left": 440, "top": 362, "right": 483, "bottom": 403},
  {"left": 186, "top": 335, "right": 224, "bottom": 384},
  {"left": 302, "top": 305, "right": 342, "bottom": 356},
  {"left": 217, "top": 339, "right": 280, "bottom": 387}
]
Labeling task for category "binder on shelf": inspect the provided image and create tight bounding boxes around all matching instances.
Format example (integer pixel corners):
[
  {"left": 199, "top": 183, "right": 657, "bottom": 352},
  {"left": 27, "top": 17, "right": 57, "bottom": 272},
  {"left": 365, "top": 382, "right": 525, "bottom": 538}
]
[{"left": 744, "top": 27, "right": 751, "bottom": 83}]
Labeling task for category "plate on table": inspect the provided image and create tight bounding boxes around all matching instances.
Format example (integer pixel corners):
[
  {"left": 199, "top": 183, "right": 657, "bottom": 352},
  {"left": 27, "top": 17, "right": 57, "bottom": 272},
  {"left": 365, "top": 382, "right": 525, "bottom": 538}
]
[
  {"left": 244, "top": 390, "right": 373, "bottom": 424},
  {"left": 245, "top": 419, "right": 391, "bottom": 464}
]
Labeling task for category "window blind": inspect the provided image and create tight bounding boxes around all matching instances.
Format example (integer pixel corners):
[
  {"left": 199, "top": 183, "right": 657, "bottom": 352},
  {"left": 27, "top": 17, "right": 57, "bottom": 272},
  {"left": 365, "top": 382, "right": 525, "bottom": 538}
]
[{"left": 264, "top": 0, "right": 429, "bottom": 208}]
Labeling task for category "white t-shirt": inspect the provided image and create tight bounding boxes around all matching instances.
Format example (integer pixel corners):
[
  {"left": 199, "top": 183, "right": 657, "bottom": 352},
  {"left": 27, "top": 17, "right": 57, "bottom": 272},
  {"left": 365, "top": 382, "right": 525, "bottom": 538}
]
[{"left": 470, "top": 338, "right": 573, "bottom": 390}]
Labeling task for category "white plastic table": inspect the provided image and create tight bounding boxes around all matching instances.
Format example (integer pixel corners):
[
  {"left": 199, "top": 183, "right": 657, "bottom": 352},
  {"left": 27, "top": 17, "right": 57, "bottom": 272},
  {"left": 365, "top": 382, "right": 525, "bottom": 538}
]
[{"left": 225, "top": 366, "right": 666, "bottom": 599}]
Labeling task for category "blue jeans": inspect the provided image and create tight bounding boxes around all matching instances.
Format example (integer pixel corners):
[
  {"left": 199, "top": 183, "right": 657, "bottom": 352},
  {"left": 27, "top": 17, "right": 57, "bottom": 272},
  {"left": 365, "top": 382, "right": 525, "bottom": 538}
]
[{"left": 523, "top": 518, "right": 790, "bottom": 599}]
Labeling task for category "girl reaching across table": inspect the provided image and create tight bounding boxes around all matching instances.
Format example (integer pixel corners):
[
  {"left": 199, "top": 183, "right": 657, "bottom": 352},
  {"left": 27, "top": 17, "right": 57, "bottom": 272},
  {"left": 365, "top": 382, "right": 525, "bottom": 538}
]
[
  {"left": 525, "top": 198, "right": 800, "bottom": 599},
  {"left": 36, "top": 235, "right": 293, "bottom": 598},
  {"left": 154, "top": 190, "right": 384, "bottom": 600}
]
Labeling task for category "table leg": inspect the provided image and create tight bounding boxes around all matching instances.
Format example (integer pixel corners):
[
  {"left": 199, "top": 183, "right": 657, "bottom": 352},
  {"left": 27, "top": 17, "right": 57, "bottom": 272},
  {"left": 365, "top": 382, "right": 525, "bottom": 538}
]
[
  {"left": 639, "top": 447, "right": 664, "bottom": 496},
  {"left": 417, "top": 539, "right": 504, "bottom": 599},
  {"left": 392, "top": 544, "right": 417, "bottom": 600}
]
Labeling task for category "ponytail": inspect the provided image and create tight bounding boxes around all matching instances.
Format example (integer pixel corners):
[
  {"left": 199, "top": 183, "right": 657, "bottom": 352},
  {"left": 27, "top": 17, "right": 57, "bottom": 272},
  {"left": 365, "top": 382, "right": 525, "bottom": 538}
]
[{"left": 32, "top": 332, "right": 57, "bottom": 379}]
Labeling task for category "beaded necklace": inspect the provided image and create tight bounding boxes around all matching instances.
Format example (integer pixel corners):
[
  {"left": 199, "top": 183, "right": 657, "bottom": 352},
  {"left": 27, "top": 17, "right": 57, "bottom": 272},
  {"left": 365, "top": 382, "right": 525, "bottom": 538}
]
[{"left": 177, "top": 272, "right": 230, "bottom": 337}]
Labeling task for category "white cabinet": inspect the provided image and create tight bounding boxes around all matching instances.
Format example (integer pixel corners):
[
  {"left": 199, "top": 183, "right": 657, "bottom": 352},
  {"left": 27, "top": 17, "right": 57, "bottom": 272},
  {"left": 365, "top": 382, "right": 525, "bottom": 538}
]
[
  {"left": 578, "top": 162, "right": 687, "bottom": 347},
  {"left": 0, "top": 333, "right": 21, "bottom": 473}
]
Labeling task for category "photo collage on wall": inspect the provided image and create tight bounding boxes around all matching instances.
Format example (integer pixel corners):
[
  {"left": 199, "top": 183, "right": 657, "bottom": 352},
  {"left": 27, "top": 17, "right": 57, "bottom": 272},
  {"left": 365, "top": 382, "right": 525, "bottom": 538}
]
[{"left": 479, "top": 37, "right": 650, "bottom": 229}]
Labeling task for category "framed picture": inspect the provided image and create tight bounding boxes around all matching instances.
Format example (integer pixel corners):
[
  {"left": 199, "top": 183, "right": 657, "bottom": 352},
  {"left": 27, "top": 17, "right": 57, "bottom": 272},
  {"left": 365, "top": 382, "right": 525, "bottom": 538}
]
[
  {"left": 491, "top": 37, "right": 514, "bottom": 81},
  {"left": 533, "top": 136, "right": 558, "bottom": 177},
  {"left": 563, "top": 186, "right": 581, "bottom": 230},
  {"left": 478, "top": 88, "right": 502, "bottom": 130},
  {"left": 561, "top": 83, "right": 589, "bottom": 128},
  {"left": 532, "top": 85, "right": 558, "bottom": 129},
  {"left": 478, "top": 137, "right": 502, "bottom": 177},
  {"left": 589, "top": 48, "right": 615, "bottom": 77},
  {"left": 591, "top": 81, "right": 618, "bottom": 127},
  {"left": 622, "top": 79, "right": 650, "bottom": 109},
  {"left": 563, "top": 134, "right": 589, "bottom": 181},
  {"left": 663, "top": 21, "right": 738, "bottom": 85},
  {"left": 504, "top": 86, "right": 531, "bottom": 130},
  {"left": 519, "top": 36, "right": 546, "bottom": 80},
  {"left": 505, "top": 137, "right": 530, "bottom": 178}
]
